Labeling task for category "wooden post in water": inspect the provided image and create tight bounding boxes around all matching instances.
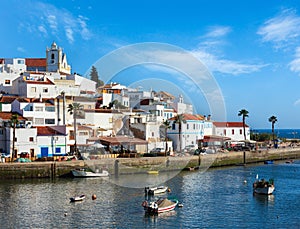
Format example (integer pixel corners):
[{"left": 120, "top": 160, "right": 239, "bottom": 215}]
[{"left": 243, "top": 151, "right": 246, "bottom": 165}]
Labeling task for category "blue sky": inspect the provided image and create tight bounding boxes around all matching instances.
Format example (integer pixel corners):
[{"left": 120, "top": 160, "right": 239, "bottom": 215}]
[{"left": 1, "top": 0, "right": 300, "bottom": 129}]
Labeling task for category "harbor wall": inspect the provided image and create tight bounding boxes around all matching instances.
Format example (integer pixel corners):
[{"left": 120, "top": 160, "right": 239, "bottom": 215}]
[{"left": 0, "top": 148, "right": 300, "bottom": 179}]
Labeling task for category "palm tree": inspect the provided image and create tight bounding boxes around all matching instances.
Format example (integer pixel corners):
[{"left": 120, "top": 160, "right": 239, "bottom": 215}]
[
  {"left": 10, "top": 114, "right": 19, "bottom": 160},
  {"left": 162, "top": 120, "right": 171, "bottom": 156},
  {"left": 268, "top": 115, "right": 278, "bottom": 148},
  {"left": 174, "top": 113, "right": 186, "bottom": 152},
  {"left": 67, "top": 103, "right": 84, "bottom": 155},
  {"left": 238, "top": 109, "right": 249, "bottom": 140}
]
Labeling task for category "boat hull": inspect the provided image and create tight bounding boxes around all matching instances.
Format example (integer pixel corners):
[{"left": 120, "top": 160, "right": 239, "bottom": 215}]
[
  {"left": 145, "top": 186, "right": 168, "bottom": 195},
  {"left": 144, "top": 199, "right": 178, "bottom": 215},
  {"left": 254, "top": 186, "right": 275, "bottom": 195},
  {"left": 70, "top": 195, "right": 85, "bottom": 202},
  {"left": 72, "top": 170, "right": 109, "bottom": 177}
]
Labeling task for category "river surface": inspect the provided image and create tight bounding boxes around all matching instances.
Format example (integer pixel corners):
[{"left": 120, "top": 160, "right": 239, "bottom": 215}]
[{"left": 0, "top": 160, "right": 300, "bottom": 228}]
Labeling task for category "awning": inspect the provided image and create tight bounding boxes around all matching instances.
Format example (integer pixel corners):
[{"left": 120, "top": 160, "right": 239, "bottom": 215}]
[
  {"left": 98, "top": 136, "right": 148, "bottom": 146},
  {"left": 201, "top": 135, "right": 231, "bottom": 142}
]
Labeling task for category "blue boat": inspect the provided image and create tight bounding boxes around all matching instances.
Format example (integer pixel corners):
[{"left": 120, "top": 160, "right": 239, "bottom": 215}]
[{"left": 264, "top": 160, "right": 274, "bottom": 164}]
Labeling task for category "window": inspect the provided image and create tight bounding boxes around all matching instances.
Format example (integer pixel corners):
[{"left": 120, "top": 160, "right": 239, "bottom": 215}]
[
  {"left": 224, "top": 129, "right": 226, "bottom": 136},
  {"left": 43, "top": 87, "right": 48, "bottom": 93},
  {"left": 45, "top": 106, "right": 55, "bottom": 112},
  {"left": 187, "top": 124, "right": 189, "bottom": 130},
  {"left": 69, "top": 130, "right": 74, "bottom": 140},
  {"left": 31, "top": 87, "right": 36, "bottom": 92},
  {"left": 51, "top": 53, "right": 55, "bottom": 63},
  {"left": 55, "top": 147, "right": 61, "bottom": 154},
  {"left": 14, "top": 137, "right": 17, "bottom": 142},
  {"left": 232, "top": 129, "right": 234, "bottom": 135},
  {"left": 17, "top": 59, "right": 24, "bottom": 64},
  {"left": 45, "top": 119, "right": 55, "bottom": 124},
  {"left": 35, "top": 118, "right": 44, "bottom": 125},
  {"left": 35, "top": 106, "right": 43, "bottom": 112},
  {"left": 172, "top": 123, "right": 176, "bottom": 130},
  {"left": 29, "top": 137, "right": 34, "bottom": 142},
  {"left": 240, "top": 129, "right": 242, "bottom": 135},
  {"left": 4, "top": 79, "right": 10, "bottom": 85},
  {"left": 79, "top": 131, "right": 88, "bottom": 136}
]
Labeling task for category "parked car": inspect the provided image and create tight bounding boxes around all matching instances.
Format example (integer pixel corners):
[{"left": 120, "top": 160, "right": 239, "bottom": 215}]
[
  {"left": 184, "top": 145, "right": 197, "bottom": 152},
  {"left": 150, "top": 147, "right": 164, "bottom": 153}
]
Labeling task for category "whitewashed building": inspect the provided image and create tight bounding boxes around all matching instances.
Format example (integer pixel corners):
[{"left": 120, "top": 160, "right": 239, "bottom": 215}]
[{"left": 213, "top": 122, "right": 250, "bottom": 141}]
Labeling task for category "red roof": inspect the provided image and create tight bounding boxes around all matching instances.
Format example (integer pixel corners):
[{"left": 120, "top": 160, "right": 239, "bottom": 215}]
[
  {"left": 36, "top": 126, "right": 65, "bottom": 136},
  {"left": 0, "top": 96, "right": 18, "bottom": 103},
  {"left": 0, "top": 112, "right": 27, "bottom": 121},
  {"left": 213, "top": 122, "right": 249, "bottom": 128},
  {"left": 25, "top": 58, "right": 46, "bottom": 67}
]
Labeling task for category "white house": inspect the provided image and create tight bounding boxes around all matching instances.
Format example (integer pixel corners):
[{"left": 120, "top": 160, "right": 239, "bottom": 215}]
[
  {"left": 168, "top": 113, "right": 207, "bottom": 152},
  {"left": 213, "top": 122, "right": 250, "bottom": 141},
  {"left": 36, "top": 126, "right": 67, "bottom": 158}
]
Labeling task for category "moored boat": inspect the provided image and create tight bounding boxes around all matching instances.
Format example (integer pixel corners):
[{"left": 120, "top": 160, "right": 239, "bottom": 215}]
[
  {"left": 145, "top": 186, "right": 169, "bottom": 195},
  {"left": 264, "top": 160, "right": 274, "bottom": 164},
  {"left": 72, "top": 168, "right": 109, "bottom": 177},
  {"left": 142, "top": 197, "right": 178, "bottom": 215},
  {"left": 70, "top": 194, "right": 86, "bottom": 202},
  {"left": 253, "top": 177, "right": 275, "bottom": 195}
]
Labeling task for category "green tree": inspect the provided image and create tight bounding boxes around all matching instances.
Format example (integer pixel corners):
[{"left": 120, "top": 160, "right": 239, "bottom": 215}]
[
  {"left": 238, "top": 109, "right": 249, "bottom": 140},
  {"left": 268, "top": 115, "right": 278, "bottom": 147},
  {"left": 10, "top": 114, "right": 19, "bottom": 160},
  {"left": 162, "top": 120, "right": 171, "bottom": 156},
  {"left": 89, "top": 66, "right": 104, "bottom": 88},
  {"left": 174, "top": 113, "right": 186, "bottom": 152},
  {"left": 67, "top": 103, "right": 84, "bottom": 155}
]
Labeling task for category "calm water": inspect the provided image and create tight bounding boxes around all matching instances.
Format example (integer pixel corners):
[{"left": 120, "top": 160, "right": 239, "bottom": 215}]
[
  {"left": 1, "top": 161, "right": 300, "bottom": 228},
  {"left": 254, "top": 129, "right": 300, "bottom": 139}
]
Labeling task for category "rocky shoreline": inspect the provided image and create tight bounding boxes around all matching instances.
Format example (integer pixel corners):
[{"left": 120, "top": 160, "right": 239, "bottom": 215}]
[{"left": 0, "top": 147, "right": 299, "bottom": 179}]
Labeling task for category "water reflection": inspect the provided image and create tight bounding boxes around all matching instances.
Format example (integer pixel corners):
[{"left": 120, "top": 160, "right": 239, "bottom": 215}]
[{"left": 254, "top": 194, "right": 275, "bottom": 205}]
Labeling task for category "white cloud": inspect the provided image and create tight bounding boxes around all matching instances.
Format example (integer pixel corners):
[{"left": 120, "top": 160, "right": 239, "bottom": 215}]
[
  {"left": 38, "top": 25, "right": 48, "bottom": 37},
  {"left": 294, "top": 98, "right": 300, "bottom": 106},
  {"left": 257, "top": 8, "right": 300, "bottom": 49},
  {"left": 289, "top": 47, "right": 300, "bottom": 74},
  {"left": 204, "top": 26, "right": 231, "bottom": 38},
  {"left": 21, "top": 1, "right": 92, "bottom": 44},
  {"left": 47, "top": 15, "right": 57, "bottom": 31},
  {"left": 191, "top": 49, "right": 266, "bottom": 75},
  {"left": 65, "top": 27, "right": 74, "bottom": 44},
  {"left": 17, "top": 47, "right": 26, "bottom": 53}
]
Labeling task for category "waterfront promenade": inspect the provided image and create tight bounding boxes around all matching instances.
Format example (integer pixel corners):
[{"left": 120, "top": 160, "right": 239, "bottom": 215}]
[{"left": 0, "top": 147, "right": 300, "bottom": 179}]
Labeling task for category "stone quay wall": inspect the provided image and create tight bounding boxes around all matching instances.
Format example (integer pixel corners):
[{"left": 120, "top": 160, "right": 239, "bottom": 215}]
[{"left": 0, "top": 147, "right": 299, "bottom": 179}]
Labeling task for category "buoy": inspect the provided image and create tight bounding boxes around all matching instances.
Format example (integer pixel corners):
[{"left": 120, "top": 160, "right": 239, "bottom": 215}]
[
  {"left": 92, "top": 194, "right": 97, "bottom": 200},
  {"left": 178, "top": 203, "right": 183, "bottom": 208},
  {"left": 243, "top": 180, "right": 247, "bottom": 184},
  {"left": 64, "top": 212, "right": 68, "bottom": 217},
  {"left": 167, "top": 188, "right": 171, "bottom": 192}
]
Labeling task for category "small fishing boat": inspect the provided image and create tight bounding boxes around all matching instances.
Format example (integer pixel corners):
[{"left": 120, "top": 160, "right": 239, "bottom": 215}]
[
  {"left": 71, "top": 168, "right": 109, "bottom": 177},
  {"left": 264, "top": 160, "right": 274, "bottom": 164},
  {"left": 253, "top": 175, "right": 275, "bottom": 195},
  {"left": 145, "top": 186, "right": 169, "bottom": 195},
  {"left": 142, "top": 197, "right": 178, "bottom": 215},
  {"left": 70, "top": 194, "right": 86, "bottom": 202}
]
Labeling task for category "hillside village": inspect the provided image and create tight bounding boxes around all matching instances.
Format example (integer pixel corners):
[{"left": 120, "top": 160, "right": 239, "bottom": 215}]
[{"left": 0, "top": 42, "right": 251, "bottom": 161}]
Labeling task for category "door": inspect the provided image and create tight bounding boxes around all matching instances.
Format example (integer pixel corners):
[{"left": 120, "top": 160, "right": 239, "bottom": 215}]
[{"left": 41, "top": 147, "right": 48, "bottom": 157}]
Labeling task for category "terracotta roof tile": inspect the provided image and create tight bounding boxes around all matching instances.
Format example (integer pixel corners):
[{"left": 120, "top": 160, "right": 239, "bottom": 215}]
[
  {"left": 213, "top": 122, "right": 249, "bottom": 128},
  {"left": 25, "top": 58, "right": 46, "bottom": 67},
  {"left": 0, "top": 112, "right": 27, "bottom": 121}
]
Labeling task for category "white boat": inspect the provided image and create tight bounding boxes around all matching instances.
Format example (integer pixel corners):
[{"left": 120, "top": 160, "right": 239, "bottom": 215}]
[
  {"left": 142, "top": 197, "right": 178, "bottom": 215},
  {"left": 145, "top": 186, "right": 169, "bottom": 195},
  {"left": 70, "top": 194, "right": 85, "bottom": 202},
  {"left": 253, "top": 177, "right": 275, "bottom": 195},
  {"left": 72, "top": 169, "right": 109, "bottom": 177}
]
